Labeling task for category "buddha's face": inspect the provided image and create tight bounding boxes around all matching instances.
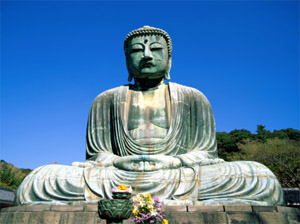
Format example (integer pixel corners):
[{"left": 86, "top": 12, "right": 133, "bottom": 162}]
[{"left": 127, "top": 35, "right": 169, "bottom": 80}]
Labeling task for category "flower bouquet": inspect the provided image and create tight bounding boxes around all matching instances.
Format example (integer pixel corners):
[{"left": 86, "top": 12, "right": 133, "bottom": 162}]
[{"left": 131, "top": 193, "right": 168, "bottom": 224}]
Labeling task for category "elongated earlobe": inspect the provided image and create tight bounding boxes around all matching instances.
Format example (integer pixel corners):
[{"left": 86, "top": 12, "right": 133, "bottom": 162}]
[
  {"left": 165, "top": 72, "right": 170, "bottom": 80},
  {"left": 165, "top": 58, "right": 172, "bottom": 80},
  {"left": 126, "top": 57, "right": 133, "bottom": 82},
  {"left": 128, "top": 74, "right": 133, "bottom": 82}
]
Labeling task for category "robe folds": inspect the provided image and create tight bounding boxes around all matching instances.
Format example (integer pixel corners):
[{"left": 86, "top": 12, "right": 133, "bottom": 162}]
[{"left": 15, "top": 83, "right": 284, "bottom": 206}]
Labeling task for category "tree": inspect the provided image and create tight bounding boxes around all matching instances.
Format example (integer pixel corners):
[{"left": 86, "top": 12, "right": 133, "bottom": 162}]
[
  {"left": 256, "top": 125, "right": 271, "bottom": 143},
  {"left": 217, "top": 132, "right": 236, "bottom": 160},
  {"left": 273, "top": 128, "right": 300, "bottom": 141},
  {"left": 228, "top": 138, "right": 300, "bottom": 188},
  {"left": 0, "top": 160, "right": 32, "bottom": 189},
  {"left": 217, "top": 129, "right": 254, "bottom": 160}
]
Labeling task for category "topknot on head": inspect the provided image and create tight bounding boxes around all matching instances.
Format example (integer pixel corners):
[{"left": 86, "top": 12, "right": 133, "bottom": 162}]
[{"left": 124, "top": 25, "right": 172, "bottom": 57}]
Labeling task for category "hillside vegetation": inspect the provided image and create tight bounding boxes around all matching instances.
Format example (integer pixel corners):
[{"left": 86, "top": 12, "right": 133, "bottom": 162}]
[
  {"left": 217, "top": 125, "right": 300, "bottom": 188},
  {"left": 0, "top": 160, "right": 32, "bottom": 189}
]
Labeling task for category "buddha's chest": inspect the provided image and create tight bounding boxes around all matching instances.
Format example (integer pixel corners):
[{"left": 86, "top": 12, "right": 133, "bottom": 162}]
[{"left": 127, "top": 86, "right": 171, "bottom": 143}]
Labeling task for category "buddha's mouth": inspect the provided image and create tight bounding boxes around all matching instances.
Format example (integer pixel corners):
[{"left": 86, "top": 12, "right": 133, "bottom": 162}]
[{"left": 140, "top": 62, "right": 154, "bottom": 69}]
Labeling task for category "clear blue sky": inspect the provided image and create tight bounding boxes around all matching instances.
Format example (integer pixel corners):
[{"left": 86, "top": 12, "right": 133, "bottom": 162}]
[{"left": 1, "top": 1, "right": 299, "bottom": 169}]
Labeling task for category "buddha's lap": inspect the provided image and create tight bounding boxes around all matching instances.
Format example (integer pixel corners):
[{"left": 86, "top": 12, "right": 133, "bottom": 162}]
[
  {"left": 16, "top": 160, "right": 282, "bottom": 205},
  {"left": 25, "top": 160, "right": 276, "bottom": 181}
]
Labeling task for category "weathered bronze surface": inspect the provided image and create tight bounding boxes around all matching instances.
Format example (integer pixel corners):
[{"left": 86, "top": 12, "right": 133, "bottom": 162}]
[
  {"left": 98, "top": 196, "right": 133, "bottom": 224},
  {"left": 14, "top": 26, "right": 284, "bottom": 206}
]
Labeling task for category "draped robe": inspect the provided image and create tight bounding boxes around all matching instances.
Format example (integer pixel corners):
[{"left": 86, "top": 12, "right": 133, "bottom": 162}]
[{"left": 15, "top": 83, "right": 284, "bottom": 206}]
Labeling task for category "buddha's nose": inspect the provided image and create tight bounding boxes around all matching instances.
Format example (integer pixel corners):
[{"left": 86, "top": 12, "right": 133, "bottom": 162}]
[{"left": 143, "top": 47, "right": 153, "bottom": 59}]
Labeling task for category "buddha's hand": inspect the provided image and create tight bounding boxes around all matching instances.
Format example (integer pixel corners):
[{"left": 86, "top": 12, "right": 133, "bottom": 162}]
[
  {"left": 177, "top": 157, "right": 225, "bottom": 167},
  {"left": 200, "top": 158, "right": 225, "bottom": 166},
  {"left": 113, "top": 155, "right": 182, "bottom": 172},
  {"left": 199, "top": 158, "right": 225, "bottom": 166},
  {"left": 72, "top": 161, "right": 98, "bottom": 168}
]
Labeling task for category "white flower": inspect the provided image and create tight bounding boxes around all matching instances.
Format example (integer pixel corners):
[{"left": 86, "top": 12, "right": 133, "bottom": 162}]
[
  {"left": 139, "top": 200, "right": 145, "bottom": 206},
  {"left": 147, "top": 204, "right": 153, "bottom": 210},
  {"left": 150, "top": 210, "right": 157, "bottom": 216}
]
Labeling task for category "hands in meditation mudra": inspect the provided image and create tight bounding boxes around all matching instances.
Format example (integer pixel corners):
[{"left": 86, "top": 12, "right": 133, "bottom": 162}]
[{"left": 15, "top": 26, "right": 284, "bottom": 206}]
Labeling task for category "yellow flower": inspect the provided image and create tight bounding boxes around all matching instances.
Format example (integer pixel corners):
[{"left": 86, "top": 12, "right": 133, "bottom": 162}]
[
  {"left": 136, "top": 195, "right": 141, "bottom": 202},
  {"left": 132, "top": 209, "right": 138, "bottom": 217},
  {"left": 162, "top": 219, "right": 168, "bottom": 224}
]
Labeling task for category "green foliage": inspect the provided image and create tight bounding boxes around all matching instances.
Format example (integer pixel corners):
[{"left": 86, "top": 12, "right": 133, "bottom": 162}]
[
  {"left": 216, "top": 132, "right": 236, "bottom": 160},
  {"left": 217, "top": 125, "right": 300, "bottom": 159},
  {"left": 273, "top": 128, "right": 300, "bottom": 141},
  {"left": 256, "top": 125, "right": 271, "bottom": 142},
  {"left": 228, "top": 138, "right": 300, "bottom": 188},
  {"left": 217, "top": 125, "right": 300, "bottom": 188},
  {"left": 217, "top": 129, "right": 254, "bottom": 160},
  {"left": 0, "top": 160, "right": 32, "bottom": 189}
]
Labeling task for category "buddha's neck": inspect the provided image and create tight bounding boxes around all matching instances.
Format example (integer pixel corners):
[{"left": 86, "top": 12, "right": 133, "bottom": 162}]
[{"left": 133, "top": 77, "right": 165, "bottom": 91}]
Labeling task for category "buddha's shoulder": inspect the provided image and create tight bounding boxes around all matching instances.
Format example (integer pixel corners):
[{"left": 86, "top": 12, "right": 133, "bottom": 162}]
[
  {"left": 92, "top": 85, "right": 129, "bottom": 103},
  {"left": 169, "top": 82, "right": 209, "bottom": 102}
]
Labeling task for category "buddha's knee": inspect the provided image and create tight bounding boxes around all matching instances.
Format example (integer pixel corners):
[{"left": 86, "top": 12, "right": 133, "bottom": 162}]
[
  {"left": 15, "top": 164, "right": 86, "bottom": 205},
  {"left": 226, "top": 160, "right": 277, "bottom": 177},
  {"left": 200, "top": 160, "right": 280, "bottom": 184}
]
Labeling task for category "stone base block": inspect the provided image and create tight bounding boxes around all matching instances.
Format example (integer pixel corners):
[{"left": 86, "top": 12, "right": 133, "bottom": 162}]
[{"left": 1, "top": 204, "right": 299, "bottom": 224}]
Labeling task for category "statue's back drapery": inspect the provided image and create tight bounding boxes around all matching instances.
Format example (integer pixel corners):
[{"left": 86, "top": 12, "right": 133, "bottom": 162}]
[{"left": 15, "top": 26, "right": 284, "bottom": 206}]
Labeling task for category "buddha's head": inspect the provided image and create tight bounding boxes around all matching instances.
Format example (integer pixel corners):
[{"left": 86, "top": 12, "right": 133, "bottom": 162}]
[{"left": 124, "top": 26, "right": 172, "bottom": 82}]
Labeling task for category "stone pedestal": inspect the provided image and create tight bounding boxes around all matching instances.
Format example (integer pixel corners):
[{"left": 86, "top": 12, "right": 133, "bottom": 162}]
[{"left": 0, "top": 204, "right": 299, "bottom": 224}]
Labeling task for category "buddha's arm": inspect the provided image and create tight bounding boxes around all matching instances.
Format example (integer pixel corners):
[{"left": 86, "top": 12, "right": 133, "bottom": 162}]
[
  {"left": 85, "top": 89, "right": 120, "bottom": 162},
  {"left": 73, "top": 152, "right": 119, "bottom": 168},
  {"left": 174, "top": 87, "right": 224, "bottom": 167},
  {"left": 175, "top": 151, "right": 224, "bottom": 167}
]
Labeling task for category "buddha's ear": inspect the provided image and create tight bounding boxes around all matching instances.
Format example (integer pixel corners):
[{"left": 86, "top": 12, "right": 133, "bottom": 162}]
[
  {"left": 128, "top": 74, "right": 133, "bottom": 82},
  {"left": 165, "top": 57, "right": 172, "bottom": 80},
  {"left": 126, "top": 57, "right": 133, "bottom": 82}
]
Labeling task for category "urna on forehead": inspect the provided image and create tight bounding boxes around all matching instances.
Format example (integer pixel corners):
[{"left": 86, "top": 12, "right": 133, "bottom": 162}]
[
  {"left": 130, "top": 35, "right": 167, "bottom": 45},
  {"left": 124, "top": 25, "right": 172, "bottom": 57}
]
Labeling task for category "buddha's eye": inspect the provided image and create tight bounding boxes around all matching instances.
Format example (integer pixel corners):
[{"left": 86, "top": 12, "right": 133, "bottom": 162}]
[
  {"left": 150, "top": 47, "right": 163, "bottom": 51},
  {"left": 130, "top": 44, "right": 143, "bottom": 53},
  {"left": 150, "top": 43, "right": 163, "bottom": 51},
  {"left": 131, "top": 48, "right": 143, "bottom": 53}
]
